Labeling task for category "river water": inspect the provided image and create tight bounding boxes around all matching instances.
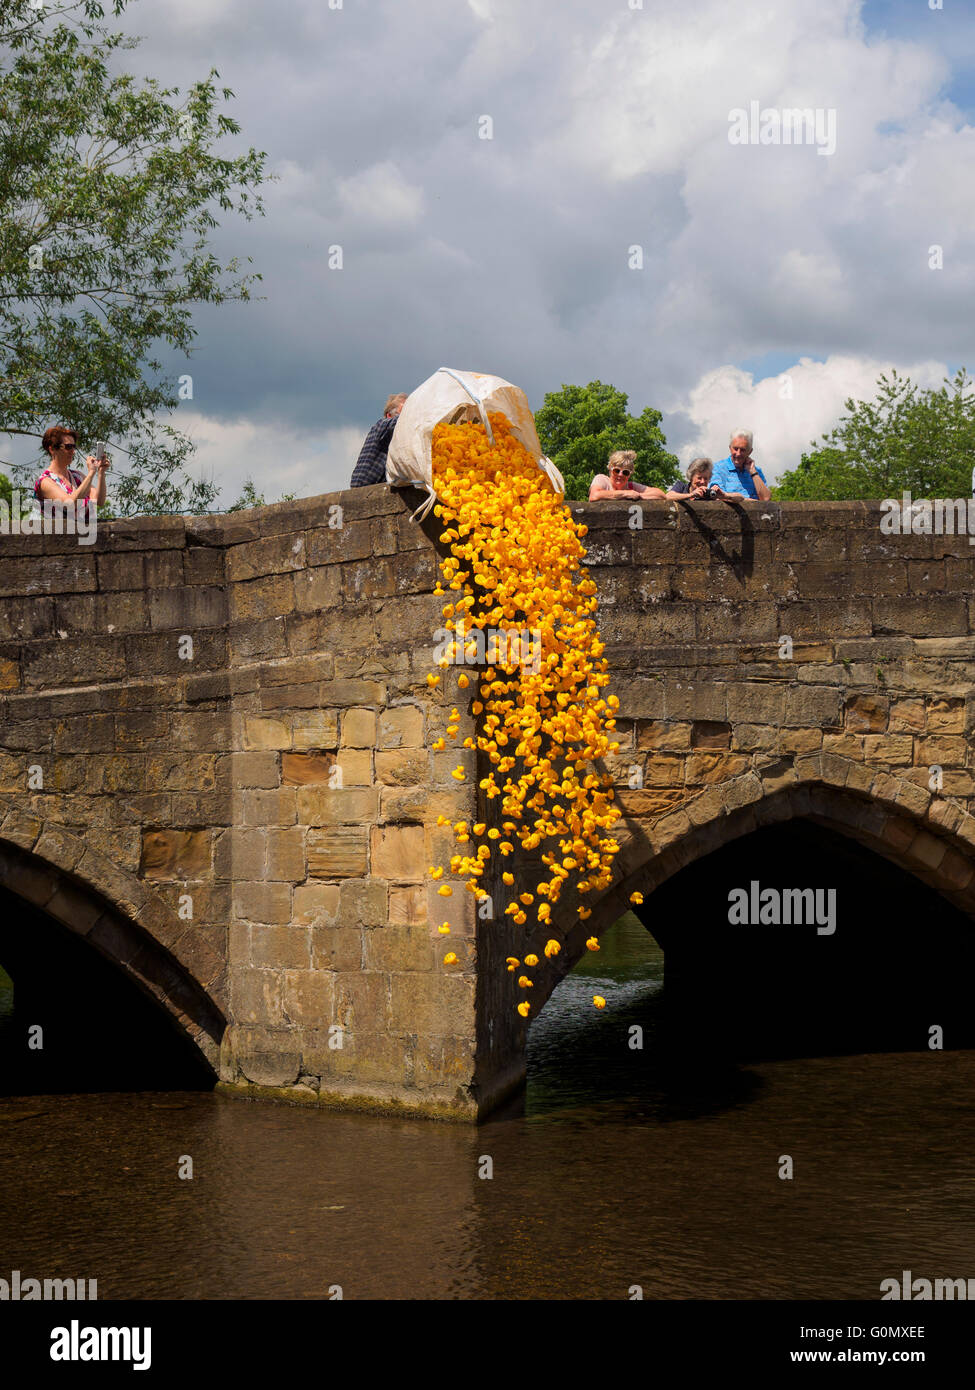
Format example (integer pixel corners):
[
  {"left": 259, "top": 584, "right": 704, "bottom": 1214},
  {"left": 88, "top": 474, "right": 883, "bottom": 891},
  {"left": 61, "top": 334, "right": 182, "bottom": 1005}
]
[{"left": 2, "top": 914, "right": 974, "bottom": 1301}]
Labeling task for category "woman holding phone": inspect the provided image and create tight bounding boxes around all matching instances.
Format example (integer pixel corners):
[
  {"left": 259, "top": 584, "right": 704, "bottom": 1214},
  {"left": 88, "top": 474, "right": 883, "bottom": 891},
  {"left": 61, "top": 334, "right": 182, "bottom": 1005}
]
[{"left": 34, "top": 426, "right": 109, "bottom": 514}]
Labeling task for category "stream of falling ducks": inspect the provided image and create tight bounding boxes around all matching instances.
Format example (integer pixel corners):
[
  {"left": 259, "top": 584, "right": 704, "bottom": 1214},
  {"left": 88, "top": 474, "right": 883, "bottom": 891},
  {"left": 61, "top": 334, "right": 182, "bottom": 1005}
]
[{"left": 424, "top": 412, "right": 641, "bottom": 1016}]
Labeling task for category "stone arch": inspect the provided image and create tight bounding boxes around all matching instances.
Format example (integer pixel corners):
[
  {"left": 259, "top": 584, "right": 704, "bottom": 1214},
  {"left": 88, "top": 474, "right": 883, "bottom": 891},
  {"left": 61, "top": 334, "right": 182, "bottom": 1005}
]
[
  {"left": 534, "top": 755, "right": 975, "bottom": 1021},
  {"left": 0, "top": 831, "right": 225, "bottom": 1070}
]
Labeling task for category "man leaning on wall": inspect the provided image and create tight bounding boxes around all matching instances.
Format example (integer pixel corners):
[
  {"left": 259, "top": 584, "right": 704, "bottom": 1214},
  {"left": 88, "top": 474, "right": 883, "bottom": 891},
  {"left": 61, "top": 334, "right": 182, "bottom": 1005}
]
[
  {"left": 709, "top": 430, "right": 771, "bottom": 501},
  {"left": 350, "top": 393, "right": 408, "bottom": 488}
]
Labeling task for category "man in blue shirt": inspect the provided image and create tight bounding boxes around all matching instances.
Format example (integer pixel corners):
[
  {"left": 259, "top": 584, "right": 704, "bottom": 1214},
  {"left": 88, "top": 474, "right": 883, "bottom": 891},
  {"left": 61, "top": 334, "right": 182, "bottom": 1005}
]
[{"left": 710, "top": 431, "right": 771, "bottom": 501}]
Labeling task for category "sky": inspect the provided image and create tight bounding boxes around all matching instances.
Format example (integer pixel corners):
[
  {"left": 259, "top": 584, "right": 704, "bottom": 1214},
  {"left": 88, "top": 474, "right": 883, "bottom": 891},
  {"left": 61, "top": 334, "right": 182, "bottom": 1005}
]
[{"left": 14, "top": 0, "right": 975, "bottom": 499}]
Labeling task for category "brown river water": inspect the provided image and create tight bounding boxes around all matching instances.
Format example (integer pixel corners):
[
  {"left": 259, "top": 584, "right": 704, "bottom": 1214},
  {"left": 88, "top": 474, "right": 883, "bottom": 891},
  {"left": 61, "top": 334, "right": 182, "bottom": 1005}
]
[{"left": 2, "top": 912, "right": 975, "bottom": 1301}]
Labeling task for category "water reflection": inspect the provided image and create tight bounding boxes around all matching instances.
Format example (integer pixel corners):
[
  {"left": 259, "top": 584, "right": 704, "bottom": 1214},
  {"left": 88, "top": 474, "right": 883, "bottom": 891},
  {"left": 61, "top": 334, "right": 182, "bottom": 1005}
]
[
  {"left": 520, "top": 913, "right": 765, "bottom": 1125},
  {"left": 3, "top": 911, "right": 975, "bottom": 1300}
]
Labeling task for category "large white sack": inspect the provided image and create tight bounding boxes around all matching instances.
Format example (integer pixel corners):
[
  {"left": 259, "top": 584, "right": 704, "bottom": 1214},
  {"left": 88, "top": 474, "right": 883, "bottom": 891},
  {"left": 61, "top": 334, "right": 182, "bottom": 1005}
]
[{"left": 386, "top": 367, "right": 565, "bottom": 520}]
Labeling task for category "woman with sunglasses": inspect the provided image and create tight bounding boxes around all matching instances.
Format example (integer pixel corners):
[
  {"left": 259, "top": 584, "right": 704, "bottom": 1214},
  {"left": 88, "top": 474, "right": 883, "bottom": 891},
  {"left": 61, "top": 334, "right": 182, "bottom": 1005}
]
[
  {"left": 588, "top": 449, "right": 666, "bottom": 501},
  {"left": 34, "top": 426, "right": 108, "bottom": 514}
]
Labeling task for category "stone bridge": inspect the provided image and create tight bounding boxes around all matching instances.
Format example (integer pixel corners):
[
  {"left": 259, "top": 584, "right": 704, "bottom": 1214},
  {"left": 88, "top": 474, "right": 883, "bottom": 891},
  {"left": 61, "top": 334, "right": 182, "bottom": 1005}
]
[{"left": 1, "top": 490, "right": 974, "bottom": 1117}]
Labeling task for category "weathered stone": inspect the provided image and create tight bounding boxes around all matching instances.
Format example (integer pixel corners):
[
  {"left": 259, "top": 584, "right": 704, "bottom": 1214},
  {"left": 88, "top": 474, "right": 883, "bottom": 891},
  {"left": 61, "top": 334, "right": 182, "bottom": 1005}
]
[
  {"left": 296, "top": 786, "right": 379, "bottom": 826},
  {"left": 916, "top": 735, "right": 967, "bottom": 766},
  {"left": 333, "top": 971, "right": 389, "bottom": 1031},
  {"left": 150, "top": 586, "right": 227, "bottom": 630},
  {"left": 823, "top": 733, "right": 865, "bottom": 760},
  {"left": 778, "top": 727, "right": 823, "bottom": 754},
  {"left": 341, "top": 708, "right": 378, "bottom": 749},
  {"left": 229, "top": 573, "right": 294, "bottom": 623},
  {"left": 389, "top": 885, "right": 427, "bottom": 924},
  {"left": 375, "top": 748, "right": 428, "bottom": 786},
  {"left": 615, "top": 788, "right": 685, "bottom": 817},
  {"left": 140, "top": 829, "right": 211, "bottom": 879},
  {"left": 311, "top": 927, "right": 363, "bottom": 973},
  {"left": 861, "top": 734, "right": 914, "bottom": 765},
  {"left": 378, "top": 705, "right": 425, "bottom": 749},
  {"left": 307, "top": 826, "right": 368, "bottom": 879},
  {"left": 243, "top": 717, "right": 291, "bottom": 751},
  {"left": 784, "top": 686, "right": 843, "bottom": 728},
  {"left": 293, "top": 566, "right": 342, "bottom": 612},
  {"left": 876, "top": 597, "right": 968, "bottom": 636},
  {"left": 293, "top": 883, "right": 340, "bottom": 927},
  {"left": 889, "top": 699, "right": 926, "bottom": 734},
  {"left": 238, "top": 1048, "right": 300, "bottom": 1088},
  {"left": 227, "top": 532, "right": 306, "bottom": 583},
  {"left": 232, "top": 881, "right": 293, "bottom": 925},
  {"left": 684, "top": 752, "right": 751, "bottom": 784},
  {"left": 232, "top": 751, "right": 281, "bottom": 789},
  {"left": 240, "top": 788, "right": 297, "bottom": 827},
  {"left": 281, "top": 751, "right": 336, "bottom": 785},
  {"left": 906, "top": 829, "right": 946, "bottom": 871},
  {"left": 266, "top": 828, "right": 306, "bottom": 881},
  {"left": 635, "top": 720, "right": 692, "bottom": 751},
  {"left": 339, "top": 878, "right": 388, "bottom": 928},
  {"left": 690, "top": 720, "right": 731, "bottom": 749},
  {"left": 363, "top": 922, "right": 434, "bottom": 973},
  {"left": 927, "top": 698, "right": 966, "bottom": 734},
  {"left": 370, "top": 825, "right": 425, "bottom": 881},
  {"left": 250, "top": 924, "right": 311, "bottom": 970},
  {"left": 291, "top": 710, "right": 340, "bottom": 749},
  {"left": 331, "top": 751, "right": 373, "bottom": 786},
  {"left": 146, "top": 754, "right": 218, "bottom": 791},
  {"left": 844, "top": 694, "right": 889, "bottom": 733}
]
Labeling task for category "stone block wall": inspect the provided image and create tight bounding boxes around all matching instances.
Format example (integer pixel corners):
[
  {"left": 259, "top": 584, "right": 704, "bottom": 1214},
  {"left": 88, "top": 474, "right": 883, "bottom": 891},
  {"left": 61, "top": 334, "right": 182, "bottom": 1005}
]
[
  {"left": 482, "top": 499, "right": 975, "bottom": 1082},
  {"left": 216, "top": 487, "right": 482, "bottom": 1116},
  {"left": 0, "top": 515, "right": 231, "bottom": 1061},
  {"left": 3, "top": 491, "right": 975, "bottom": 1117}
]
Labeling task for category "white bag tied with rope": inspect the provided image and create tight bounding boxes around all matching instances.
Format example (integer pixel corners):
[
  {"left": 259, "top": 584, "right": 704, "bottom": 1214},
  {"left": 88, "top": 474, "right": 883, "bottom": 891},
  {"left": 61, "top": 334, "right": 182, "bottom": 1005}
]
[{"left": 386, "top": 367, "right": 565, "bottom": 521}]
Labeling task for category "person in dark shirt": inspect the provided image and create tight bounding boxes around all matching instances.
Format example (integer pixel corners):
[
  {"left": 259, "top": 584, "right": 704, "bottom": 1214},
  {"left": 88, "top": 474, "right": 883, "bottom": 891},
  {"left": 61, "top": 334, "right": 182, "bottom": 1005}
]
[
  {"left": 667, "top": 457, "right": 740, "bottom": 500},
  {"left": 350, "top": 393, "right": 408, "bottom": 487},
  {"left": 667, "top": 457, "right": 712, "bottom": 498}
]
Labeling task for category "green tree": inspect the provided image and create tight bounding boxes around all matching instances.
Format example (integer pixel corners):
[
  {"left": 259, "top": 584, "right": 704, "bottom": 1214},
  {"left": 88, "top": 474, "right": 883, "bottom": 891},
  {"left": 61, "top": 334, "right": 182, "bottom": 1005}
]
[
  {"left": 0, "top": 0, "right": 267, "bottom": 515},
  {"left": 775, "top": 369, "right": 975, "bottom": 500},
  {"left": 226, "top": 477, "right": 267, "bottom": 511},
  {"left": 535, "top": 380, "right": 680, "bottom": 501}
]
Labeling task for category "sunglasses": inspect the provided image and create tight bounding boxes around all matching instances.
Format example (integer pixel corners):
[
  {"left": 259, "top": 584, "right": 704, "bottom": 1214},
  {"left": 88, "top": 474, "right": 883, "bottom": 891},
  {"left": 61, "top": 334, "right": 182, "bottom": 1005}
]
[
  {"left": 611, "top": 468, "right": 632, "bottom": 477},
  {"left": 58, "top": 443, "right": 77, "bottom": 451}
]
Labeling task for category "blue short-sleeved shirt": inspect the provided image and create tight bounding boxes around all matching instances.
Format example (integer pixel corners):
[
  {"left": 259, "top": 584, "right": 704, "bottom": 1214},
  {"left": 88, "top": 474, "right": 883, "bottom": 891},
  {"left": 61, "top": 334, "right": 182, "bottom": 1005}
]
[{"left": 710, "top": 456, "right": 767, "bottom": 499}]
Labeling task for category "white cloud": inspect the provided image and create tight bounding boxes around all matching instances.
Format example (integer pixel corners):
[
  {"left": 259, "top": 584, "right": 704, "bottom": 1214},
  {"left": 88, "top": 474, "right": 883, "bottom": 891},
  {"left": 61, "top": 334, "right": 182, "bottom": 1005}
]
[
  {"left": 173, "top": 412, "right": 367, "bottom": 504},
  {"left": 337, "top": 162, "right": 425, "bottom": 229},
  {"left": 673, "top": 354, "right": 950, "bottom": 480},
  {"left": 102, "top": 0, "right": 975, "bottom": 461}
]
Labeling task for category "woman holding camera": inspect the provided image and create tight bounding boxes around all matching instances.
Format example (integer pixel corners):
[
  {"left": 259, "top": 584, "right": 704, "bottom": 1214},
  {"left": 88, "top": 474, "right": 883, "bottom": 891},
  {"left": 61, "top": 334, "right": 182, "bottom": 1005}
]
[
  {"left": 34, "top": 425, "right": 109, "bottom": 514},
  {"left": 666, "top": 457, "right": 738, "bottom": 501}
]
